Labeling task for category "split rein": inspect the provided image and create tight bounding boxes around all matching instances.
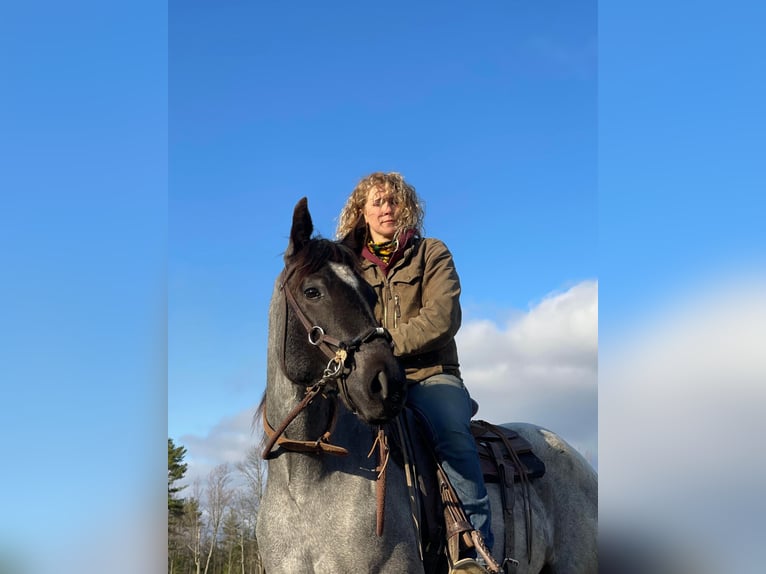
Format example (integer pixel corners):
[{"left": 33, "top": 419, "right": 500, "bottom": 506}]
[{"left": 261, "top": 269, "right": 394, "bottom": 536}]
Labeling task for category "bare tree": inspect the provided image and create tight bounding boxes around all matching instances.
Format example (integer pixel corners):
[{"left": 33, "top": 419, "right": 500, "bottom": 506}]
[
  {"left": 182, "top": 480, "right": 203, "bottom": 574},
  {"left": 220, "top": 499, "right": 247, "bottom": 574},
  {"left": 167, "top": 448, "right": 267, "bottom": 573},
  {"left": 235, "top": 446, "right": 266, "bottom": 522},
  {"left": 236, "top": 445, "right": 267, "bottom": 573},
  {"left": 202, "top": 463, "right": 232, "bottom": 574}
]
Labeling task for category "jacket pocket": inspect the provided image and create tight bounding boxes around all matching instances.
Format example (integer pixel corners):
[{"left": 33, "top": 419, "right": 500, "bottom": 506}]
[{"left": 390, "top": 271, "right": 422, "bottom": 326}]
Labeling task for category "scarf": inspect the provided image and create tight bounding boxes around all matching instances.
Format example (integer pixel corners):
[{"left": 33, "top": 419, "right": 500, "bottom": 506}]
[
  {"left": 362, "top": 229, "right": 416, "bottom": 276},
  {"left": 367, "top": 238, "right": 398, "bottom": 264}
]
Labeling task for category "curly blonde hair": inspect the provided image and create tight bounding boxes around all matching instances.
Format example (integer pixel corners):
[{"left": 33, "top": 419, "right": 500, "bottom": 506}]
[{"left": 335, "top": 172, "right": 425, "bottom": 241}]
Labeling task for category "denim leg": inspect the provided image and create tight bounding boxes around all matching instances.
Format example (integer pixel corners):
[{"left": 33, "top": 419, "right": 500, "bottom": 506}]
[{"left": 407, "top": 373, "right": 494, "bottom": 551}]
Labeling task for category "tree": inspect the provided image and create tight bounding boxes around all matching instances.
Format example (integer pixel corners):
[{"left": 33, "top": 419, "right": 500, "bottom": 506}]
[
  {"left": 168, "top": 438, "right": 188, "bottom": 517},
  {"left": 184, "top": 484, "right": 204, "bottom": 574},
  {"left": 202, "top": 463, "right": 232, "bottom": 574},
  {"left": 167, "top": 441, "right": 268, "bottom": 573},
  {"left": 235, "top": 446, "right": 267, "bottom": 574},
  {"left": 168, "top": 438, "right": 190, "bottom": 574},
  {"left": 235, "top": 446, "right": 266, "bottom": 524}
]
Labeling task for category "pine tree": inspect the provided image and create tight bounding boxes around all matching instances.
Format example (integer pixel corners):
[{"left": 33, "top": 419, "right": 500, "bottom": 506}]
[
  {"left": 169, "top": 438, "right": 190, "bottom": 574},
  {"left": 168, "top": 438, "right": 188, "bottom": 517}
]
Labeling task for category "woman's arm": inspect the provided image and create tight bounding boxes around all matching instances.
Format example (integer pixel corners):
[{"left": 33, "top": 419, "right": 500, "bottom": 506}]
[{"left": 390, "top": 239, "right": 462, "bottom": 357}]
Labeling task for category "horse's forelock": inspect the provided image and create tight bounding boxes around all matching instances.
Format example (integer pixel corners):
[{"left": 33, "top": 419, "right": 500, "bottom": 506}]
[{"left": 286, "top": 237, "right": 360, "bottom": 288}]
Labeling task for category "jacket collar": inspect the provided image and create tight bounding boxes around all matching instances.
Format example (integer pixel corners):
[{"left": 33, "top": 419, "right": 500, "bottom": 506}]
[{"left": 362, "top": 228, "right": 417, "bottom": 276}]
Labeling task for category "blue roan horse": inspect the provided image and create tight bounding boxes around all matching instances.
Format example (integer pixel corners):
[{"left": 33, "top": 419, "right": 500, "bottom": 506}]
[{"left": 255, "top": 198, "right": 598, "bottom": 573}]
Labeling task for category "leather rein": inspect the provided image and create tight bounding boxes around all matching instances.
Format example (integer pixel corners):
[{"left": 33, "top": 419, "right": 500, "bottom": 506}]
[{"left": 261, "top": 268, "right": 394, "bottom": 535}]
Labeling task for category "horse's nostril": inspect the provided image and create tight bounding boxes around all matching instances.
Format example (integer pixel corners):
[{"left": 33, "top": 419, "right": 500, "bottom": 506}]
[
  {"left": 371, "top": 370, "right": 389, "bottom": 398},
  {"left": 370, "top": 376, "right": 382, "bottom": 395}
]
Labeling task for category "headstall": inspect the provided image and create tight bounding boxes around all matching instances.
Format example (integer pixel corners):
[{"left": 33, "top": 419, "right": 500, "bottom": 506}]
[{"left": 261, "top": 267, "right": 394, "bottom": 535}]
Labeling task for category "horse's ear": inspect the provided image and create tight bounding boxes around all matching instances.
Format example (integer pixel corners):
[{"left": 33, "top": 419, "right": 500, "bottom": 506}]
[
  {"left": 340, "top": 216, "right": 367, "bottom": 255},
  {"left": 286, "top": 197, "right": 313, "bottom": 261}
]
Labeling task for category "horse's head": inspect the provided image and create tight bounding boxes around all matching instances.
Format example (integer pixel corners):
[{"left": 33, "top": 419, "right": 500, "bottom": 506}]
[{"left": 277, "top": 197, "right": 406, "bottom": 425}]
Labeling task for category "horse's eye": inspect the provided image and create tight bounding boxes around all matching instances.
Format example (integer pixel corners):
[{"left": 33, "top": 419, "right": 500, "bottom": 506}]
[{"left": 303, "top": 287, "right": 321, "bottom": 300}]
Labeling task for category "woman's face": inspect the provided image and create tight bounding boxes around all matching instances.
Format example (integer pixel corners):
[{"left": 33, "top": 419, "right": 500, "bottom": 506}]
[{"left": 363, "top": 186, "right": 400, "bottom": 243}]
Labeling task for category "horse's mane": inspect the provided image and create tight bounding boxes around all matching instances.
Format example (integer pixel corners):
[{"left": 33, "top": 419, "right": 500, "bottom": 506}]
[
  {"left": 285, "top": 236, "right": 360, "bottom": 289},
  {"left": 254, "top": 390, "right": 267, "bottom": 452}
]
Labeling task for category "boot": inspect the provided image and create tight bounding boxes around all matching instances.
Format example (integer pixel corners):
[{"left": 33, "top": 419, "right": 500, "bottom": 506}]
[{"left": 450, "top": 557, "right": 488, "bottom": 574}]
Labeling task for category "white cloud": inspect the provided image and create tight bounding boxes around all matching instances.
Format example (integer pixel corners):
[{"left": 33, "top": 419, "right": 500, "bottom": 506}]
[
  {"left": 180, "top": 280, "right": 600, "bottom": 485},
  {"left": 180, "top": 409, "right": 258, "bottom": 488},
  {"left": 458, "top": 280, "right": 598, "bottom": 464}
]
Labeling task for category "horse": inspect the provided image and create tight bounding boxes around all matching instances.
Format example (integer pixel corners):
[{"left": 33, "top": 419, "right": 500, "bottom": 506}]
[{"left": 255, "top": 198, "right": 598, "bottom": 573}]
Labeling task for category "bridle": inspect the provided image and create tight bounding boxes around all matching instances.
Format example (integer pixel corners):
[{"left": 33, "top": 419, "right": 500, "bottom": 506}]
[
  {"left": 261, "top": 267, "right": 393, "bottom": 460},
  {"left": 261, "top": 266, "right": 395, "bottom": 535}
]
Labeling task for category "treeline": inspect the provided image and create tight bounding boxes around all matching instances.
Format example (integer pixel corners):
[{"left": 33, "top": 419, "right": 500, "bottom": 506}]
[{"left": 168, "top": 438, "right": 266, "bottom": 574}]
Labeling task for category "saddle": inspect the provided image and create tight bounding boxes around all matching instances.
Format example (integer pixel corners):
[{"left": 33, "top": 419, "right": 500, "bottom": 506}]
[
  {"left": 471, "top": 419, "right": 546, "bottom": 572},
  {"left": 392, "top": 409, "right": 546, "bottom": 574}
]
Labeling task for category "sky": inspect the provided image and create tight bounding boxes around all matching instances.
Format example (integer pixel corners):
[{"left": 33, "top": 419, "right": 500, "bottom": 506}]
[
  {"left": 168, "top": 0, "right": 598, "bottom": 482},
  {"left": 1, "top": 1, "right": 764, "bottom": 573}
]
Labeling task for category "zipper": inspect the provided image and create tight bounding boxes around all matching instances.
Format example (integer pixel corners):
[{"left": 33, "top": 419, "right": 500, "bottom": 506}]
[
  {"left": 382, "top": 281, "right": 390, "bottom": 329},
  {"left": 393, "top": 294, "right": 400, "bottom": 329}
]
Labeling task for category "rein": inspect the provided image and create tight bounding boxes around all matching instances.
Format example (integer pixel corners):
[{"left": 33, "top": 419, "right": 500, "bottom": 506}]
[
  {"left": 261, "top": 267, "right": 394, "bottom": 535},
  {"left": 261, "top": 373, "right": 349, "bottom": 458}
]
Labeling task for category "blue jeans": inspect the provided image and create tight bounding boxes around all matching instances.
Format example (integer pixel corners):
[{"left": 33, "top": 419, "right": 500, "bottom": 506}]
[{"left": 406, "top": 373, "right": 494, "bottom": 552}]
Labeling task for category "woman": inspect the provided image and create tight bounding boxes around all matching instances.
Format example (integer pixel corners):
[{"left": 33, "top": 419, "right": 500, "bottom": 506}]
[{"left": 336, "top": 172, "right": 493, "bottom": 573}]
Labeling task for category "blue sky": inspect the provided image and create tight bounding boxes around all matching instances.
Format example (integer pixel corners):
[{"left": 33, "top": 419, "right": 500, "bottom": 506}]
[
  {"left": 1, "top": 1, "right": 764, "bottom": 572},
  {"left": 599, "top": 3, "right": 765, "bottom": 346},
  {"left": 169, "top": 0, "right": 597, "bottom": 443}
]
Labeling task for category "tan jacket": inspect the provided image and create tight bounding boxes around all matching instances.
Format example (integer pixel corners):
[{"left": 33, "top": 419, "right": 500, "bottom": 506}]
[{"left": 360, "top": 236, "right": 462, "bottom": 382}]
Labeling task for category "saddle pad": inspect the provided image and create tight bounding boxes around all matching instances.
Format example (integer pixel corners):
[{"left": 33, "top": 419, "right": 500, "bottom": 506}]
[{"left": 470, "top": 421, "right": 546, "bottom": 483}]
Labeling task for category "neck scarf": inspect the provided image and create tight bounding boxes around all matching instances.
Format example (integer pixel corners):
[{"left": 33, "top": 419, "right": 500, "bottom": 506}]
[
  {"left": 367, "top": 238, "right": 398, "bottom": 264},
  {"left": 363, "top": 229, "right": 416, "bottom": 276}
]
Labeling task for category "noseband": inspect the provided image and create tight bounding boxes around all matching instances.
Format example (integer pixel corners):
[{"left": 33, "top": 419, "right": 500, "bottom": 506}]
[{"left": 261, "top": 267, "right": 392, "bottom": 460}]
